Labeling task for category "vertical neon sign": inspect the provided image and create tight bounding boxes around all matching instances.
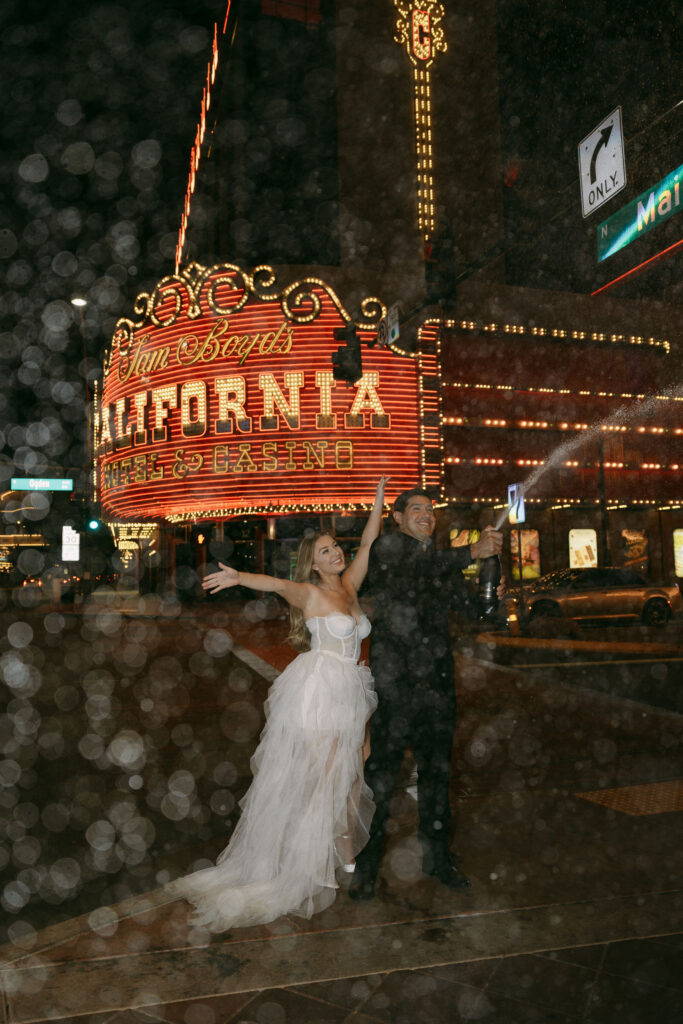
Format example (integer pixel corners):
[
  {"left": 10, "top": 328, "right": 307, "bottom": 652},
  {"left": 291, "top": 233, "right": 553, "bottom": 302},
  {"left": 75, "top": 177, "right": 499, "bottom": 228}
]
[
  {"left": 394, "top": 2, "right": 447, "bottom": 239},
  {"left": 175, "top": 3, "right": 232, "bottom": 273}
]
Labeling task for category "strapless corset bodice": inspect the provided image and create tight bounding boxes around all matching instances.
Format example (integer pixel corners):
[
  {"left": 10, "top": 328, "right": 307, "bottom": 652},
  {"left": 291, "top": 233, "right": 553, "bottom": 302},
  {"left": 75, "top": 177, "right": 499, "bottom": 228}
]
[{"left": 305, "top": 612, "right": 371, "bottom": 662}]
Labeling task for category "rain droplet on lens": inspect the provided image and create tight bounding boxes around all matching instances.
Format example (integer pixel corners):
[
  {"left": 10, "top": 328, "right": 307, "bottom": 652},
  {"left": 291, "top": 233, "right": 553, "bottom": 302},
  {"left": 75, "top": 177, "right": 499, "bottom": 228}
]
[
  {"left": 228, "top": 667, "right": 252, "bottom": 693},
  {"left": 204, "top": 629, "right": 233, "bottom": 657},
  {"left": 12, "top": 835, "right": 42, "bottom": 867},
  {"left": 209, "top": 789, "right": 235, "bottom": 816},
  {"left": 168, "top": 770, "right": 195, "bottom": 796},
  {"left": 61, "top": 141, "right": 95, "bottom": 175},
  {"left": 184, "top": 1002, "right": 216, "bottom": 1024},
  {"left": 41, "top": 803, "right": 70, "bottom": 832},
  {"left": 54, "top": 685, "right": 79, "bottom": 711},
  {"left": 18, "top": 154, "right": 49, "bottom": 183},
  {"left": 55, "top": 99, "right": 82, "bottom": 126},
  {"left": 88, "top": 906, "right": 118, "bottom": 937},
  {"left": 2, "top": 880, "right": 31, "bottom": 913},
  {"left": 131, "top": 138, "right": 162, "bottom": 169},
  {"left": 86, "top": 820, "right": 116, "bottom": 852},
  {"left": 171, "top": 724, "right": 193, "bottom": 747},
  {"left": 7, "top": 622, "right": 33, "bottom": 649},
  {"left": 78, "top": 733, "right": 105, "bottom": 761},
  {"left": 7, "top": 919, "right": 37, "bottom": 950},
  {"left": 0, "top": 229, "right": 18, "bottom": 258},
  {"left": 107, "top": 729, "right": 145, "bottom": 770},
  {"left": 213, "top": 760, "right": 238, "bottom": 787}
]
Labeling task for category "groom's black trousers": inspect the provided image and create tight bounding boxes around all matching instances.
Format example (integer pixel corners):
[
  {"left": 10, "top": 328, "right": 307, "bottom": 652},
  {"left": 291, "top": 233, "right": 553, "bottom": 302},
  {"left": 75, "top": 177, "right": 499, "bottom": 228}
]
[{"left": 358, "top": 634, "right": 458, "bottom": 874}]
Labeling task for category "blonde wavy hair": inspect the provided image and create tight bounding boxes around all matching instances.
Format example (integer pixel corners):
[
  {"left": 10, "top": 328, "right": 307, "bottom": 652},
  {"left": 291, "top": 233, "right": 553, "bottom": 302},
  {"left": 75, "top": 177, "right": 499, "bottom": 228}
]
[{"left": 287, "top": 531, "right": 326, "bottom": 651}]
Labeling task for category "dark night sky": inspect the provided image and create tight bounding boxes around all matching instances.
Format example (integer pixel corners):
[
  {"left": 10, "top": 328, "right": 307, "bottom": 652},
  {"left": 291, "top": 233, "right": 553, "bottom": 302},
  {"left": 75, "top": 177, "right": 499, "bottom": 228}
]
[{"left": 0, "top": 0, "right": 227, "bottom": 494}]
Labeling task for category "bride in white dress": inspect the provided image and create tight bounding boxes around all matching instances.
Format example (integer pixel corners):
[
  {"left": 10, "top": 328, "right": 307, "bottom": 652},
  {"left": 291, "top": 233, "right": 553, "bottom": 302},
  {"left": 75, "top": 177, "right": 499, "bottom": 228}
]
[{"left": 166, "top": 477, "right": 388, "bottom": 931}]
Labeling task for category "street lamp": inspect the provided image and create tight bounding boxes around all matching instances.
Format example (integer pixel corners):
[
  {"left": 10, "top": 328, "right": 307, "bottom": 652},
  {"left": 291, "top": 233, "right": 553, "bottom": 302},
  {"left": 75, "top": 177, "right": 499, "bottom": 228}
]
[
  {"left": 597, "top": 435, "right": 611, "bottom": 567},
  {"left": 70, "top": 296, "right": 89, "bottom": 395},
  {"left": 71, "top": 295, "right": 97, "bottom": 597},
  {"left": 70, "top": 296, "right": 92, "bottom": 492}
]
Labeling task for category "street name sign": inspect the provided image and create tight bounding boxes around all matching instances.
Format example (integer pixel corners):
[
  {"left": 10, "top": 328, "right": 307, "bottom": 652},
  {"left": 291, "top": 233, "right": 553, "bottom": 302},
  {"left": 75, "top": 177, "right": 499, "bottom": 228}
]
[
  {"left": 597, "top": 163, "right": 683, "bottom": 262},
  {"left": 11, "top": 477, "right": 74, "bottom": 491},
  {"left": 578, "top": 107, "right": 626, "bottom": 218}
]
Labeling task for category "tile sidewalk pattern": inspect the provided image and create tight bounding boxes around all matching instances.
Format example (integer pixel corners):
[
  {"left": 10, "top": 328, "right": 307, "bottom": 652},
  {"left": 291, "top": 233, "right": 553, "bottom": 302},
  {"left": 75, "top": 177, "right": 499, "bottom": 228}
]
[{"left": 576, "top": 779, "right": 683, "bottom": 815}]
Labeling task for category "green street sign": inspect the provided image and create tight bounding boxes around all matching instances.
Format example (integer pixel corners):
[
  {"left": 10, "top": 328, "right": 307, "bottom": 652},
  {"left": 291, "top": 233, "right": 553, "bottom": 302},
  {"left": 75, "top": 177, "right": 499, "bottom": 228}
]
[
  {"left": 11, "top": 477, "right": 74, "bottom": 492},
  {"left": 597, "top": 163, "right": 682, "bottom": 262}
]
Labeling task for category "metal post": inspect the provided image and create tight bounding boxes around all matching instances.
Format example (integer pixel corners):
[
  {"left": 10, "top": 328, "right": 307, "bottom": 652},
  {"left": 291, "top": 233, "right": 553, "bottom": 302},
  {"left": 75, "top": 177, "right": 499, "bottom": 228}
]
[
  {"left": 550, "top": 507, "right": 557, "bottom": 570},
  {"left": 517, "top": 524, "right": 524, "bottom": 588},
  {"left": 598, "top": 435, "right": 610, "bottom": 566}
]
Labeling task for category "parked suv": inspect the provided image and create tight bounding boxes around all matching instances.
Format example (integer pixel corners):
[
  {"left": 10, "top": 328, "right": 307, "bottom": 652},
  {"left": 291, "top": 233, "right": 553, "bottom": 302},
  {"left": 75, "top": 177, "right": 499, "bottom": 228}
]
[{"left": 508, "top": 567, "right": 683, "bottom": 628}]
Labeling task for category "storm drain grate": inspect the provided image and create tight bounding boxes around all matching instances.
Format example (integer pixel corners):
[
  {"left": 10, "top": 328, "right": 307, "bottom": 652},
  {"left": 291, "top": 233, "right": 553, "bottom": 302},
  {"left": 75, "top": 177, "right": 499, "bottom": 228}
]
[{"left": 576, "top": 779, "right": 683, "bottom": 816}]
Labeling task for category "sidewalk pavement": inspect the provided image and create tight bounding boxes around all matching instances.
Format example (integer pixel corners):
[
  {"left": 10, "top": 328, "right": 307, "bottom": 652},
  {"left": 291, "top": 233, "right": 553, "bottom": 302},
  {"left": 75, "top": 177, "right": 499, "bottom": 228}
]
[{"left": 1, "top": 596, "right": 682, "bottom": 1023}]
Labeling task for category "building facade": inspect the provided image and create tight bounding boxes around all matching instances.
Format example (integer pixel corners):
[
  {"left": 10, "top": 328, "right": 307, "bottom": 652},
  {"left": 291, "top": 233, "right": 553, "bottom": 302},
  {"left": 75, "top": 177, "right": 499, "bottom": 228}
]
[{"left": 99, "top": 0, "right": 682, "bottom": 590}]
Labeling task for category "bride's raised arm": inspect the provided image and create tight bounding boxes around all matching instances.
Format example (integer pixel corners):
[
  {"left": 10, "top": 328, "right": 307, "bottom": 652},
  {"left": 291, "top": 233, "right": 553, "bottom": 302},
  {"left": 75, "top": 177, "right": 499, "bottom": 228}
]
[
  {"left": 202, "top": 563, "right": 313, "bottom": 611},
  {"left": 342, "top": 475, "right": 388, "bottom": 594}
]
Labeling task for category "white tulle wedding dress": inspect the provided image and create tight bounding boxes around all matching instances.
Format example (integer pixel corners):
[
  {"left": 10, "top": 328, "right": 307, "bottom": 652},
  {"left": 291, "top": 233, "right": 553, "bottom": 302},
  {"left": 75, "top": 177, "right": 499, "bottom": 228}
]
[{"left": 166, "top": 612, "right": 377, "bottom": 930}]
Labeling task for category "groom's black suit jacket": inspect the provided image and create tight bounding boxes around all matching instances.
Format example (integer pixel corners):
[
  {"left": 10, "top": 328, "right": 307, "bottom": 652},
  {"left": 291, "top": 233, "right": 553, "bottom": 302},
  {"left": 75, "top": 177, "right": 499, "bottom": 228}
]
[{"left": 366, "top": 530, "right": 474, "bottom": 703}]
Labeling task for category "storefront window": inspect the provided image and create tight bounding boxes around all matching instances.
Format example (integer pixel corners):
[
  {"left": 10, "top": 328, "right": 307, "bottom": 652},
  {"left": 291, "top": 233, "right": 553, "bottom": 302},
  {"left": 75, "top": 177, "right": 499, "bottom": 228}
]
[
  {"left": 619, "top": 529, "right": 648, "bottom": 573},
  {"left": 510, "top": 529, "right": 541, "bottom": 581},
  {"left": 569, "top": 528, "right": 598, "bottom": 568},
  {"left": 674, "top": 530, "right": 683, "bottom": 578}
]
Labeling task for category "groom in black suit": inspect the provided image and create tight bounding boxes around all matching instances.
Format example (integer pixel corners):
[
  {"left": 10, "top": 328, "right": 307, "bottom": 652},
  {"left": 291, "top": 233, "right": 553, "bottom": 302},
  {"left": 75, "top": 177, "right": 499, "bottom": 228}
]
[{"left": 350, "top": 488, "right": 502, "bottom": 898}]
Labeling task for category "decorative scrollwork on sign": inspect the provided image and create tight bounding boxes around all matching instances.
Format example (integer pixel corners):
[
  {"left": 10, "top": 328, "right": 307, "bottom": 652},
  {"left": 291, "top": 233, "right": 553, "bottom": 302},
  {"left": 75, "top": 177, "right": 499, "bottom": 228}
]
[
  {"left": 359, "top": 296, "right": 387, "bottom": 327},
  {"left": 148, "top": 262, "right": 249, "bottom": 323},
  {"left": 253, "top": 266, "right": 386, "bottom": 328},
  {"left": 281, "top": 280, "right": 324, "bottom": 324},
  {"left": 111, "top": 324, "right": 133, "bottom": 362},
  {"left": 110, "top": 261, "right": 387, "bottom": 355},
  {"left": 251, "top": 265, "right": 278, "bottom": 295},
  {"left": 132, "top": 292, "right": 151, "bottom": 322},
  {"left": 205, "top": 263, "right": 253, "bottom": 317},
  {"left": 149, "top": 278, "right": 186, "bottom": 326}
]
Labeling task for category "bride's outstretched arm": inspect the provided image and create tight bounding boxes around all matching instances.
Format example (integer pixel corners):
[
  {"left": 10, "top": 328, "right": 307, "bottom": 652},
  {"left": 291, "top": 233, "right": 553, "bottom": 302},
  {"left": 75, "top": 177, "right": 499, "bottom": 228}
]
[
  {"left": 342, "top": 475, "right": 389, "bottom": 593},
  {"left": 202, "top": 563, "right": 312, "bottom": 609}
]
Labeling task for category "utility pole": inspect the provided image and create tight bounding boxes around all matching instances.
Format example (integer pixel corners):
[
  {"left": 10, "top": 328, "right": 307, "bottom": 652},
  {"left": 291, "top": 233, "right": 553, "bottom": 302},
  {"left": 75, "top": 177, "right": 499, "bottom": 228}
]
[{"left": 598, "top": 435, "right": 611, "bottom": 566}]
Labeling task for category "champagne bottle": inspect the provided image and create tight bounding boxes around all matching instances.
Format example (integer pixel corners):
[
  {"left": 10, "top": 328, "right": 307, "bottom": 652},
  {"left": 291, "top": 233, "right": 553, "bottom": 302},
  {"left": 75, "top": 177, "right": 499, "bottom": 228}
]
[{"left": 478, "top": 554, "right": 501, "bottom": 619}]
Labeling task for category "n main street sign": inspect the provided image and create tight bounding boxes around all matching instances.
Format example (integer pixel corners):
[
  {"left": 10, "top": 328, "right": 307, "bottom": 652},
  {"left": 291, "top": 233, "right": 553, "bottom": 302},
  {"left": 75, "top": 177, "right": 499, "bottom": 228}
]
[
  {"left": 597, "top": 163, "right": 683, "bottom": 262},
  {"left": 578, "top": 107, "right": 626, "bottom": 218}
]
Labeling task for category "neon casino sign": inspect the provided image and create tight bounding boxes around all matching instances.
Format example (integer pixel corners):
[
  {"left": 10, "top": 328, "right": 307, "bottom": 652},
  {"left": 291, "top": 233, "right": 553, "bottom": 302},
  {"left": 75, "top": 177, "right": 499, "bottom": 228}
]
[{"left": 98, "top": 263, "right": 440, "bottom": 521}]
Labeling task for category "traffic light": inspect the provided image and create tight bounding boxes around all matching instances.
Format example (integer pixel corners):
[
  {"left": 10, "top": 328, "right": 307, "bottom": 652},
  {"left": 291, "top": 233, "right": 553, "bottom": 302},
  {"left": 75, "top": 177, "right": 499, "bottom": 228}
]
[
  {"left": 332, "top": 323, "right": 363, "bottom": 384},
  {"left": 84, "top": 506, "right": 106, "bottom": 533}
]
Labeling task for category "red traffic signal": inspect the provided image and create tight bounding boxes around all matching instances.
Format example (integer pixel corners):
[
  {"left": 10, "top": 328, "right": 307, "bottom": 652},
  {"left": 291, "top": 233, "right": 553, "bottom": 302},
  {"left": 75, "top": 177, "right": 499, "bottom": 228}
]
[{"left": 332, "top": 323, "right": 362, "bottom": 383}]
